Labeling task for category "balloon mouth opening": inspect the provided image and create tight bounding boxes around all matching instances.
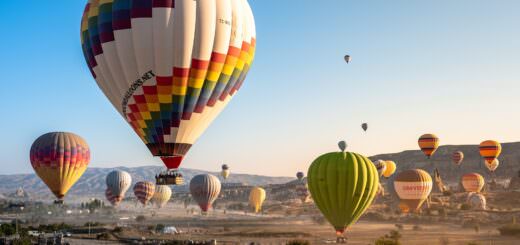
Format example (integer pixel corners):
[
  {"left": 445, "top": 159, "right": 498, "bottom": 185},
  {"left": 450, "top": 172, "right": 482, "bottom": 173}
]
[
  {"left": 335, "top": 229, "right": 345, "bottom": 236},
  {"left": 161, "top": 156, "right": 183, "bottom": 169}
]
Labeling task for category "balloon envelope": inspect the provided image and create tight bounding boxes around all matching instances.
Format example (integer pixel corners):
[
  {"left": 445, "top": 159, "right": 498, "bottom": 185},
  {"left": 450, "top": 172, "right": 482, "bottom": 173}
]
[
  {"left": 393, "top": 169, "right": 432, "bottom": 213},
  {"left": 307, "top": 149, "right": 379, "bottom": 235},
  {"left": 485, "top": 159, "right": 499, "bottom": 172},
  {"left": 344, "top": 55, "right": 351, "bottom": 63},
  {"left": 452, "top": 151, "right": 464, "bottom": 165},
  {"left": 105, "top": 188, "right": 119, "bottom": 206},
  {"left": 81, "top": 0, "right": 257, "bottom": 170},
  {"left": 418, "top": 134, "right": 439, "bottom": 158},
  {"left": 462, "top": 173, "right": 485, "bottom": 193},
  {"left": 373, "top": 160, "right": 387, "bottom": 177},
  {"left": 249, "top": 187, "right": 266, "bottom": 213},
  {"left": 296, "top": 171, "right": 304, "bottom": 180},
  {"left": 189, "top": 174, "right": 221, "bottom": 212},
  {"left": 133, "top": 181, "right": 155, "bottom": 205},
  {"left": 479, "top": 140, "right": 501, "bottom": 164},
  {"left": 151, "top": 185, "right": 172, "bottom": 208},
  {"left": 383, "top": 161, "right": 396, "bottom": 178},
  {"left": 106, "top": 170, "right": 132, "bottom": 202},
  {"left": 30, "top": 132, "right": 90, "bottom": 200},
  {"left": 361, "top": 123, "right": 368, "bottom": 132},
  {"left": 221, "top": 169, "right": 230, "bottom": 179}
]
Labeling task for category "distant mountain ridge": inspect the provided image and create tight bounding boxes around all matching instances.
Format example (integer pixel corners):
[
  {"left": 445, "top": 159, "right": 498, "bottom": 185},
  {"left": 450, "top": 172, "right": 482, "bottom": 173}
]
[{"left": 0, "top": 166, "right": 293, "bottom": 201}]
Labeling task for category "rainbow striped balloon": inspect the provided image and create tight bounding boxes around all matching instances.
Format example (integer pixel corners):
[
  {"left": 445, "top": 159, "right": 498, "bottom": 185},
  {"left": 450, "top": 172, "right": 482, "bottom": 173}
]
[
  {"left": 418, "top": 134, "right": 439, "bottom": 158},
  {"left": 30, "top": 132, "right": 90, "bottom": 201},
  {"left": 80, "top": 0, "right": 256, "bottom": 170}
]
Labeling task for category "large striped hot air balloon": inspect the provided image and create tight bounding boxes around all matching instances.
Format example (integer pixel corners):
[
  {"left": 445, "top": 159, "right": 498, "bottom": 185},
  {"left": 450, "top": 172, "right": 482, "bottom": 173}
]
[
  {"left": 133, "top": 181, "right": 155, "bottom": 205},
  {"left": 479, "top": 140, "right": 501, "bottom": 164},
  {"left": 189, "top": 174, "right": 221, "bottom": 212},
  {"left": 30, "top": 132, "right": 90, "bottom": 203},
  {"left": 105, "top": 188, "right": 119, "bottom": 206},
  {"left": 248, "top": 186, "right": 266, "bottom": 213},
  {"left": 418, "top": 134, "right": 439, "bottom": 158},
  {"left": 151, "top": 185, "right": 172, "bottom": 208},
  {"left": 80, "top": 0, "right": 257, "bottom": 181},
  {"left": 383, "top": 161, "right": 396, "bottom": 178},
  {"left": 106, "top": 170, "right": 132, "bottom": 203},
  {"left": 307, "top": 142, "right": 379, "bottom": 238},
  {"left": 485, "top": 159, "right": 499, "bottom": 172},
  {"left": 452, "top": 151, "right": 464, "bottom": 166},
  {"left": 462, "top": 173, "right": 485, "bottom": 193},
  {"left": 393, "top": 169, "right": 432, "bottom": 214}
]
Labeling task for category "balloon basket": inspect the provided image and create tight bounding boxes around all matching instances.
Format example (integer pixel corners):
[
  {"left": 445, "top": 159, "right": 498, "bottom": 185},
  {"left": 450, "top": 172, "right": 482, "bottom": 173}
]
[
  {"left": 54, "top": 200, "right": 64, "bottom": 205},
  {"left": 156, "top": 170, "right": 184, "bottom": 185}
]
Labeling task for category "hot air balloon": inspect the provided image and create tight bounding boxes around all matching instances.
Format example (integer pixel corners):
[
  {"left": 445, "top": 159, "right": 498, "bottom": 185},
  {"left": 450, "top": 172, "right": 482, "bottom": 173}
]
[
  {"left": 461, "top": 173, "right": 485, "bottom": 193},
  {"left": 189, "top": 174, "right": 221, "bottom": 213},
  {"left": 466, "top": 192, "right": 486, "bottom": 210},
  {"left": 418, "top": 134, "right": 439, "bottom": 158},
  {"left": 307, "top": 142, "right": 379, "bottom": 238},
  {"left": 248, "top": 187, "right": 266, "bottom": 213},
  {"left": 221, "top": 164, "right": 230, "bottom": 180},
  {"left": 106, "top": 170, "right": 132, "bottom": 203},
  {"left": 452, "top": 151, "right": 464, "bottom": 166},
  {"left": 479, "top": 140, "right": 502, "bottom": 164},
  {"left": 485, "top": 159, "right": 499, "bottom": 172},
  {"left": 361, "top": 123, "right": 368, "bottom": 132},
  {"left": 105, "top": 188, "right": 119, "bottom": 206},
  {"left": 296, "top": 171, "right": 304, "bottom": 181},
  {"left": 81, "top": 0, "right": 256, "bottom": 185},
  {"left": 30, "top": 132, "right": 90, "bottom": 204},
  {"left": 373, "top": 160, "right": 387, "bottom": 177},
  {"left": 151, "top": 185, "right": 172, "bottom": 208},
  {"left": 383, "top": 161, "right": 396, "bottom": 178},
  {"left": 133, "top": 181, "right": 155, "bottom": 205},
  {"left": 344, "top": 55, "right": 351, "bottom": 63},
  {"left": 393, "top": 169, "right": 432, "bottom": 214}
]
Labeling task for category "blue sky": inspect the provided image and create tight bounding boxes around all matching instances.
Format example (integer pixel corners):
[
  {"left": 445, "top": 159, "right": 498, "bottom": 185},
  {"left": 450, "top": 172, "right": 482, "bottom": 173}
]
[{"left": 1, "top": 1, "right": 520, "bottom": 176}]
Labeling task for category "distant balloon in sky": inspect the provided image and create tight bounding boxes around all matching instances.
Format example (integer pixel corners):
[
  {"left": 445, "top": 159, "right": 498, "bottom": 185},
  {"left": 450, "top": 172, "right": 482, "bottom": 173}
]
[
  {"left": 461, "top": 173, "right": 485, "bottom": 193},
  {"left": 361, "top": 123, "right": 368, "bottom": 132},
  {"left": 296, "top": 172, "right": 304, "bottom": 181},
  {"left": 338, "top": 141, "right": 347, "bottom": 152},
  {"left": 485, "top": 159, "right": 499, "bottom": 172},
  {"left": 344, "top": 55, "right": 351, "bottom": 63},
  {"left": 133, "top": 181, "right": 155, "bottom": 206},
  {"left": 394, "top": 169, "right": 432, "bottom": 214},
  {"left": 190, "top": 174, "right": 221, "bottom": 213},
  {"left": 373, "top": 160, "right": 387, "bottom": 177},
  {"left": 80, "top": 0, "right": 257, "bottom": 178},
  {"left": 249, "top": 187, "right": 266, "bottom": 213},
  {"left": 152, "top": 185, "right": 172, "bottom": 208},
  {"left": 452, "top": 151, "right": 464, "bottom": 166},
  {"left": 30, "top": 132, "right": 90, "bottom": 203},
  {"left": 307, "top": 142, "right": 379, "bottom": 238},
  {"left": 106, "top": 170, "right": 132, "bottom": 204},
  {"left": 221, "top": 164, "right": 230, "bottom": 180},
  {"left": 383, "top": 161, "right": 396, "bottom": 178},
  {"left": 479, "top": 140, "right": 502, "bottom": 164},
  {"left": 418, "top": 134, "right": 439, "bottom": 158}
]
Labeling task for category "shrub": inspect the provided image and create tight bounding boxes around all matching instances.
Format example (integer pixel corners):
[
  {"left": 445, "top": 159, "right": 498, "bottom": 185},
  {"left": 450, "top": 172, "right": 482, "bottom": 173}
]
[
  {"left": 96, "top": 232, "right": 110, "bottom": 240},
  {"left": 286, "top": 240, "right": 310, "bottom": 245},
  {"left": 374, "top": 230, "right": 402, "bottom": 245},
  {"left": 413, "top": 225, "right": 422, "bottom": 231},
  {"left": 113, "top": 226, "right": 123, "bottom": 233},
  {"left": 394, "top": 224, "right": 404, "bottom": 230},
  {"left": 498, "top": 224, "right": 520, "bottom": 236},
  {"left": 460, "top": 203, "right": 471, "bottom": 210},
  {"left": 136, "top": 215, "right": 146, "bottom": 222}
]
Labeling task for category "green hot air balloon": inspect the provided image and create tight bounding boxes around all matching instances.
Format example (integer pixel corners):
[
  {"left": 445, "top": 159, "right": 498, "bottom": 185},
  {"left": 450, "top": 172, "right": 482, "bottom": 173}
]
[{"left": 307, "top": 141, "right": 379, "bottom": 240}]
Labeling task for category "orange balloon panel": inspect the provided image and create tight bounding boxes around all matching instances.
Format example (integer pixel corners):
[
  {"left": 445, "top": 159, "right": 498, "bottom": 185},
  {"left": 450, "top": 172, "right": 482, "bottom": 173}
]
[
  {"left": 461, "top": 173, "right": 485, "bottom": 192},
  {"left": 418, "top": 134, "right": 439, "bottom": 158},
  {"left": 479, "top": 140, "right": 501, "bottom": 164}
]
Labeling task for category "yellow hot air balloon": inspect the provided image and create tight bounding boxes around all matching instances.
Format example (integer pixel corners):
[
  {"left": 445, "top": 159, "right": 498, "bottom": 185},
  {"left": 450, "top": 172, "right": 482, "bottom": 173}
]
[
  {"left": 248, "top": 187, "right": 266, "bottom": 213},
  {"left": 394, "top": 169, "right": 432, "bottom": 213},
  {"left": 81, "top": 0, "right": 257, "bottom": 184},
  {"left": 307, "top": 142, "right": 379, "bottom": 238},
  {"left": 418, "top": 134, "right": 439, "bottom": 158},
  {"left": 462, "top": 173, "right": 485, "bottom": 193},
  {"left": 30, "top": 132, "right": 90, "bottom": 204},
  {"left": 151, "top": 185, "right": 172, "bottom": 208},
  {"left": 479, "top": 140, "right": 501, "bottom": 164},
  {"left": 383, "top": 161, "right": 396, "bottom": 178}
]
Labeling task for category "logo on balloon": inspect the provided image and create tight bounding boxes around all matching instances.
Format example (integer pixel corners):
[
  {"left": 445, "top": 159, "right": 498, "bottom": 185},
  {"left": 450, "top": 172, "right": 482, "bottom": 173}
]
[{"left": 122, "top": 70, "right": 156, "bottom": 115}]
